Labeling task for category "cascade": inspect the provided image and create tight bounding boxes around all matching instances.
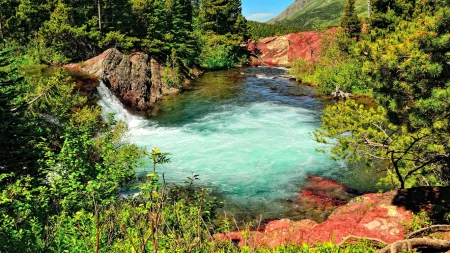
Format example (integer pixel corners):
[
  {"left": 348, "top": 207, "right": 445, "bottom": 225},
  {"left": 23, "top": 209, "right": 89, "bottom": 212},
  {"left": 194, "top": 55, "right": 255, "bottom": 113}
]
[{"left": 97, "top": 81, "right": 147, "bottom": 128}]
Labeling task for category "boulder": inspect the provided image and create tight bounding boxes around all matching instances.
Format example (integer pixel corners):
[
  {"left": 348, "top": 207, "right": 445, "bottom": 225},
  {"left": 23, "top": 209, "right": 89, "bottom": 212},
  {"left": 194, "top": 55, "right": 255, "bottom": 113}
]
[
  {"left": 298, "top": 175, "right": 361, "bottom": 207},
  {"left": 65, "top": 48, "right": 186, "bottom": 111},
  {"left": 288, "top": 175, "right": 361, "bottom": 223}
]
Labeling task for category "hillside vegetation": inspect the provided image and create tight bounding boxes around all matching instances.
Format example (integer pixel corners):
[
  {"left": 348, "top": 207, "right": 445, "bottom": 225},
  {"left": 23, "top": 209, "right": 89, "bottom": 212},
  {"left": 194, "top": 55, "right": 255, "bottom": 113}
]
[
  {"left": 248, "top": 21, "right": 306, "bottom": 40},
  {"left": 268, "top": 0, "right": 368, "bottom": 29}
]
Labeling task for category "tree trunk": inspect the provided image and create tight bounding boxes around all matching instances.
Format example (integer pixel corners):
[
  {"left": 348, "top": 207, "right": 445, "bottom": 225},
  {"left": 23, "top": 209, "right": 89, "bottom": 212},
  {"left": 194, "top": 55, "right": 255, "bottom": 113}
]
[
  {"left": 97, "top": 0, "right": 102, "bottom": 30},
  {"left": 367, "top": 0, "right": 371, "bottom": 18},
  {"left": 0, "top": 18, "right": 4, "bottom": 45},
  {"left": 391, "top": 153, "right": 405, "bottom": 189}
]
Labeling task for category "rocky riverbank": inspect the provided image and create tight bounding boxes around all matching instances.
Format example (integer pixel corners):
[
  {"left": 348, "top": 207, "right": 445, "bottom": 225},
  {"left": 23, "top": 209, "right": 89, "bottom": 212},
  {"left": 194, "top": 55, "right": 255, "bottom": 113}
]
[{"left": 215, "top": 185, "right": 450, "bottom": 249}]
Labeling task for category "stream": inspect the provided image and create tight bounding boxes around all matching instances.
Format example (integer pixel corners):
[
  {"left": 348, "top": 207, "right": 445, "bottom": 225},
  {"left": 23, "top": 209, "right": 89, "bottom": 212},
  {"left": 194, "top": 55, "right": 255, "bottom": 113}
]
[{"left": 97, "top": 66, "right": 381, "bottom": 222}]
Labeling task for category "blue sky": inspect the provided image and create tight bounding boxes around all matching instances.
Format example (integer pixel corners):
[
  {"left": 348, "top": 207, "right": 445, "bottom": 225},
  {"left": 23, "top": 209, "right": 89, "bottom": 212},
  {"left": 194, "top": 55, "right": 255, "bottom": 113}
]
[{"left": 241, "top": 0, "right": 294, "bottom": 22}]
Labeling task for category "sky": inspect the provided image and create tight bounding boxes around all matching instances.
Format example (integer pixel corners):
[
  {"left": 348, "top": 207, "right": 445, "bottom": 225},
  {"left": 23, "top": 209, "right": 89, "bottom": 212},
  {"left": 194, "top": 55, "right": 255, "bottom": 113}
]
[{"left": 241, "top": 0, "right": 295, "bottom": 22}]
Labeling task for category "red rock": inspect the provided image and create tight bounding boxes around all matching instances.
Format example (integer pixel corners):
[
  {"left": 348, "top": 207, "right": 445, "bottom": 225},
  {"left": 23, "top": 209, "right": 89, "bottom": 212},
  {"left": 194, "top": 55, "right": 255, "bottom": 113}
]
[
  {"left": 298, "top": 175, "right": 360, "bottom": 209},
  {"left": 214, "top": 190, "right": 414, "bottom": 248},
  {"left": 247, "top": 28, "right": 338, "bottom": 67},
  {"left": 310, "top": 192, "right": 411, "bottom": 244}
]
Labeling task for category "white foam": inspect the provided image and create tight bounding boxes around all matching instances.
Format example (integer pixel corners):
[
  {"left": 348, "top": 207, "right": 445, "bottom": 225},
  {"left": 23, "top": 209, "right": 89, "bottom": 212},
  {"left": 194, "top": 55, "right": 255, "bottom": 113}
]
[{"left": 96, "top": 81, "right": 148, "bottom": 128}]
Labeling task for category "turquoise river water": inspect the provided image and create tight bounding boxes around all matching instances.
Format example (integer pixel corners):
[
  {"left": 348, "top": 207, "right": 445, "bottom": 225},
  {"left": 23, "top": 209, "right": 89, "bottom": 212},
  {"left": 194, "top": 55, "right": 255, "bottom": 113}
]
[{"left": 97, "top": 67, "right": 380, "bottom": 222}]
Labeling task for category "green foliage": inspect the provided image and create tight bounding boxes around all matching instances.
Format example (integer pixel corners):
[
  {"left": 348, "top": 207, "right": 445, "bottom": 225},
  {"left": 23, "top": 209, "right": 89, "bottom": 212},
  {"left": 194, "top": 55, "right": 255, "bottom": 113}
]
[
  {"left": 247, "top": 21, "right": 305, "bottom": 40},
  {"left": 194, "top": 0, "right": 250, "bottom": 70},
  {"left": 301, "top": 1, "right": 450, "bottom": 190},
  {"left": 148, "top": 147, "right": 171, "bottom": 173},
  {"left": 245, "top": 241, "right": 380, "bottom": 252},
  {"left": 313, "top": 99, "right": 449, "bottom": 189},
  {"left": 99, "top": 31, "right": 139, "bottom": 50},
  {"left": 315, "top": 59, "right": 365, "bottom": 94},
  {"left": 290, "top": 29, "right": 368, "bottom": 95},
  {"left": 38, "top": 1, "right": 90, "bottom": 64},
  {"left": 197, "top": 0, "right": 248, "bottom": 37},
  {"left": 198, "top": 32, "right": 247, "bottom": 70},
  {"left": 403, "top": 211, "right": 432, "bottom": 233},
  {"left": 3, "top": 0, "right": 249, "bottom": 70},
  {"left": 0, "top": 49, "right": 43, "bottom": 178},
  {"left": 359, "top": 6, "right": 450, "bottom": 126},
  {"left": 368, "top": 0, "right": 419, "bottom": 33},
  {"left": 0, "top": 0, "right": 54, "bottom": 45},
  {"left": 48, "top": 149, "right": 226, "bottom": 253},
  {"left": 45, "top": 116, "right": 143, "bottom": 211},
  {"left": 0, "top": 174, "right": 51, "bottom": 253},
  {"left": 0, "top": 47, "right": 148, "bottom": 250},
  {"left": 162, "top": 50, "right": 183, "bottom": 88}
]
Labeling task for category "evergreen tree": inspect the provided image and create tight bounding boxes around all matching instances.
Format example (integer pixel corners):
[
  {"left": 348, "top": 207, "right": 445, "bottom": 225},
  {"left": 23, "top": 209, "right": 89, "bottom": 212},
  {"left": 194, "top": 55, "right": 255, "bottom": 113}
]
[
  {"left": 38, "top": 1, "right": 92, "bottom": 63},
  {"left": 198, "top": 0, "right": 248, "bottom": 38},
  {"left": 0, "top": 0, "right": 54, "bottom": 44},
  {"left": 368, "top": 0, "right": 417, "bottom": 33},
  {"left": 0, "top": 49, "right": 42, "bottom": 179},
  {"left": 195, "top": 0, "right": 249, "bottom": 69},
  {"left": 340, "top": 0, "right": 362, "bottom": 39},
  {"left": 162, "top": 0, "right": 195, "bottom": 59}
]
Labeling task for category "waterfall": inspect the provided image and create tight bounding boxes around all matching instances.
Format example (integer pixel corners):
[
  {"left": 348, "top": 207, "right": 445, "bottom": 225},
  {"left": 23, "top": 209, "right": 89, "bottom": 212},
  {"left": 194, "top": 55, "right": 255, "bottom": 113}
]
[{"left": 96, "top": 81, "right": 147, "bottom": 128}]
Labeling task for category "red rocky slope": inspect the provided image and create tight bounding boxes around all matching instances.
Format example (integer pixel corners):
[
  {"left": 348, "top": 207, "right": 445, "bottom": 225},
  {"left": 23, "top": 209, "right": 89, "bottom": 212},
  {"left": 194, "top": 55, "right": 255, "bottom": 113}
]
[{"left": 247, "top": 29, "right": 337, "bottom": 67}]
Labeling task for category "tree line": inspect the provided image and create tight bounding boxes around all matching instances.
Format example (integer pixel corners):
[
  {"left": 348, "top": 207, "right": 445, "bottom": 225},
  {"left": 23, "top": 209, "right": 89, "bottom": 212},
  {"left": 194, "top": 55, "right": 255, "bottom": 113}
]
[
  {"left": 0, "top": 0, "right": 249, "bottom": 70},
  {"left": 247, "top": 21, "right": 306, "bottom": 40}
]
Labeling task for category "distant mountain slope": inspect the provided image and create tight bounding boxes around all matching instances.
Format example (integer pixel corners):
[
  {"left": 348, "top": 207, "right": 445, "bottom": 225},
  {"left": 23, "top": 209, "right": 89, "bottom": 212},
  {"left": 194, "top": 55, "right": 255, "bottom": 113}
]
[
  {"left": 268, "top": 0, "right": 311, "bottom": 23},
  {"left": 268, "top": 0, "right": 368, "bottom": 30}
]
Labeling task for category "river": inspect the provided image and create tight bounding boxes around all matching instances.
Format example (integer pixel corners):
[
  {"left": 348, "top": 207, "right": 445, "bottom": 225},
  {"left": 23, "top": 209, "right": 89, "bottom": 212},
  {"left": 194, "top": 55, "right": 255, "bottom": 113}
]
[{"left": 97, "top": 66, "right": 381, "bottom": 222}]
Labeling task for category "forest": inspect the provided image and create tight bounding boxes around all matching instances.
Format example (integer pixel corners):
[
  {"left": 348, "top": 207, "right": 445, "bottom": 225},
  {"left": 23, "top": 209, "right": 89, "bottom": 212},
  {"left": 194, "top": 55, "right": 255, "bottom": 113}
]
[
  {"left": 0, "top": 0, "right": 249, "bottom": 69},
  {"left": 1, "top": 0, "right": 450, "bottom": 251}
]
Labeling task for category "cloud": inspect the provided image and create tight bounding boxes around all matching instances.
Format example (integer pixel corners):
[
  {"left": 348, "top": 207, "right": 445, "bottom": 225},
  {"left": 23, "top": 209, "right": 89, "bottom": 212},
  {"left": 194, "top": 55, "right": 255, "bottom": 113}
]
[{"left": 246, "top": 13, "right": 274, "bottom": 22}]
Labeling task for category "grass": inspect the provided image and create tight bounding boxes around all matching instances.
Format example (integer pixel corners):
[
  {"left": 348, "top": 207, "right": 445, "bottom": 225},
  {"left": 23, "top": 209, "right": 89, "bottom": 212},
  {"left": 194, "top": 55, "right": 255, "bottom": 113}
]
[{"left": 274, "top": 0, "right": 369, "bottom": 30}]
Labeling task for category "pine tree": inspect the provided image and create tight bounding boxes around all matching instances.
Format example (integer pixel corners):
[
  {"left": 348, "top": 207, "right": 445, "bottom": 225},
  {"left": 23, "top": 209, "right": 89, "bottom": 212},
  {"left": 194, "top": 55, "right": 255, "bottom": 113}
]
[
  {"left": 0, "top": 49, "right": 41, "bottom": 178},
  {"left": 162, "top": 0, "right": 195, "bottom": 58},
  {"left": 198, "top": 0, "right": 248, "bottom": 38},
  {"left": 340, "top": 0, "right": 362, "bottom": 39},
  {"left": 368, "top": 0, "right": 417, "bottom": 33}
]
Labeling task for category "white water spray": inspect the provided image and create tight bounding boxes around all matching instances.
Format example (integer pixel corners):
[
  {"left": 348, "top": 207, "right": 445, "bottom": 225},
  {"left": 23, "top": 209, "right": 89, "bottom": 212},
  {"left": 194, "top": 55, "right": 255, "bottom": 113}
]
[{"left": 96, "top": 81, "right": 148, "bottom": 128}]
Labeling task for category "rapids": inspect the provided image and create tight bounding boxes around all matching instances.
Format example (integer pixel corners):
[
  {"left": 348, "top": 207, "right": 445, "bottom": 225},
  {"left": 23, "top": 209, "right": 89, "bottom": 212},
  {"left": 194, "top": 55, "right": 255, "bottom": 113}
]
[{"left": 97, "top": 67, "right": 378, "bottom": 222}]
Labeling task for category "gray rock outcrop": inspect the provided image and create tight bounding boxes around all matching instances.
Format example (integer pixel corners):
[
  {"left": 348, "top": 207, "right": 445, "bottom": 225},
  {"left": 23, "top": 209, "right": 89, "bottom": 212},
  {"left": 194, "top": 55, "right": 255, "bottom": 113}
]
[{"left": 66, "top": 48, "right": 180, "bottom": 111}]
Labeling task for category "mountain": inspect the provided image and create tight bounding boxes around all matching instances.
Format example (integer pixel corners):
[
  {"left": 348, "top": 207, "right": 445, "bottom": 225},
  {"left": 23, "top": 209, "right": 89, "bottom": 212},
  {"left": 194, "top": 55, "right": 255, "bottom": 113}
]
[
  {"left": 268, "top": 0, "right": 311, "bottom": 23},
  {"left": 268, "top": 0, "right": 368, "bottom": 30}
]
